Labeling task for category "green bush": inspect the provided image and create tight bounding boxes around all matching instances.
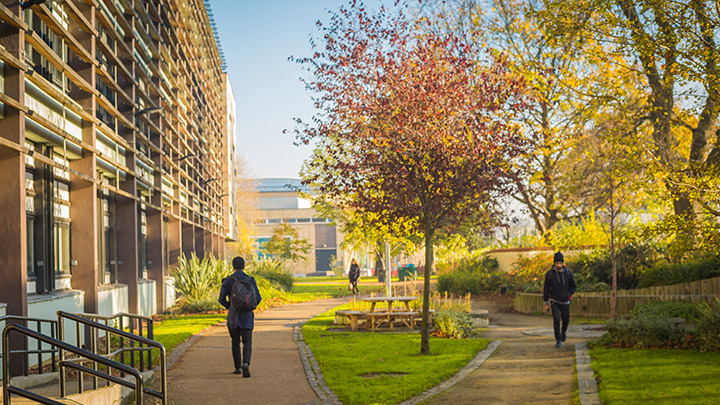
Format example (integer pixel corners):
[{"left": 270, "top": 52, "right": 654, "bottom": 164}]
[
  {"left": 568, "top": 245, "right": 656, "bottom": 290},
  {"left": 251, "top": 257, "right": 294, "bottom": 291},
  {"left": 433, "top": 310, "right": 473, "bottom": 339},
  {"left": 436, "top": 271, "right": 504, "bottom": 295},
  {"left": 604, "top": 317, "right": 689, "bottom": 349},
  {"left": 630, "top": 301, "right": 703, "bottom": 321},
  {"left": 637, "top": 255, "right": 720, "bottom": 288},
  {"left": 697, "top": 299, "right": 720, "bottom": 352},
  {"left": 172, "top": 253, "right": 228, "bottom": 313}
]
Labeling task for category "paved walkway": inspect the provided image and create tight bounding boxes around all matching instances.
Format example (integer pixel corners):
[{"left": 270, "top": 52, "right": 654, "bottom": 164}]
[
  {"left": 165, "top": 295, "right": 600, "bottom": 404},
  {"left": 423, "top": 297, "right": 599, "bottom": 404},
  {"left": 166, "top": 298, "right": 348, "bottom": 405}
]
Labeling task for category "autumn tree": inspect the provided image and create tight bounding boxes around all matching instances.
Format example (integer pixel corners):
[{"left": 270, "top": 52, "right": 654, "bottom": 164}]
[
  {"left": 225, "top": 154, "right": 260, "bottom": 258},
  {"left": 291, "top": 1, "right": 529, "bottom": 354},
  {"left": 263, "top": 223, "right": 312, "bottom": 262},
  {"left": 541, "top": 0, "right": 720, "bottom": 236}
]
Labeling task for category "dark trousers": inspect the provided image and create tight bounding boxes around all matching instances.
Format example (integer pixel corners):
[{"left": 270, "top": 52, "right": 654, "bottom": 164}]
[
  {"left": 350, "top": 279, "right": 359, "bottom": 294},
  {"left": 228, "top": 327, "right": 253, "bottom": 369},
  {"left": 551, "top": 302, "right": 570, "bottom": 342}
]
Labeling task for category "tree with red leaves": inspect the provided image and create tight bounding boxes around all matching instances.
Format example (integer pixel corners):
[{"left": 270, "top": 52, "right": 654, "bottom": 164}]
[{"left": 292, "top": 1, "right": 529, "bottom": 355}]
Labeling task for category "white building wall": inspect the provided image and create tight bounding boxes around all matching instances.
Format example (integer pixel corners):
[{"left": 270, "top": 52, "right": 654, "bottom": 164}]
[
  {"left": 138, "top": 280, "right": 156, "bottom": 318},
  {"left": 165, "top": 277, "right": 177, "bottom": 309},
  {"left": 98, "top": 284, "right": 129, "bottom": 318}
]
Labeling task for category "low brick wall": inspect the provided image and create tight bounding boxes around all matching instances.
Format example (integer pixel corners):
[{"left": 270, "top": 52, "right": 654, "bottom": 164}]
[{"left": 515, "top": 276, "right": 720, "bottom": 317}]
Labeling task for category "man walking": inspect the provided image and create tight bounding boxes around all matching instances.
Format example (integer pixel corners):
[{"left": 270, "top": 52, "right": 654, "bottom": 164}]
[
  {"left": 218, "top": 256, "right": 262, "bottom": 377},
  {"left": 543, "top": 252, "right": 576, "bottom": 348}
]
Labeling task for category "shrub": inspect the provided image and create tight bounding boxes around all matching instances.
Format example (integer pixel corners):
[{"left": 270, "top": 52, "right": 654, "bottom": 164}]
[
  {"left": 436, "top": 271, "right": 504, "bottom": 295},
  {"left": 630, "top": 301, "right": 703, "bottom": 321},
  {"left": 568, "top": 245, "right": 656, "bottom": 290},
  {"left": 251, "top": 257, "right": 294, "bottom": 291},
  {"left": 433, "top": 310, "right": 473, "bottom": 339},
  {"left": 696, "top": 299, "right": 720, "bottom": 352},
  {"left": 604, "top": 317, "right": 689, "bottom": 349},
  {"left": 172, "top": 253, "right": 228, "bottom": 313},
  {"left": 637, "top": 255, "right": 720, "bottom": 288}
]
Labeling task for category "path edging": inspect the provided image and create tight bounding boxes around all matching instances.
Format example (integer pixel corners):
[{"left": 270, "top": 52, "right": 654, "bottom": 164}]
[
  {"left": 293, "top": 322, "right": 342, "bottom": 405},
  {"left": 575, "top": 342, "right": 601, "bottom": 405},
  {"left": 293, "top": 322, "right": 502, "bottom": 405},
  {"left": 399, "top": 339, "right": 502, "bottom": 405}
]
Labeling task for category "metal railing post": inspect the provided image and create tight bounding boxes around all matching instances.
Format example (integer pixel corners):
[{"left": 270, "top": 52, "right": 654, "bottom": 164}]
[{"left": 58, "top": 314, "right": 66, "bottom": 398}]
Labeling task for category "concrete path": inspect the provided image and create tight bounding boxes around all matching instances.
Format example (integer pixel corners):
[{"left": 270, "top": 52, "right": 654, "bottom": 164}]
[
  {"left": 423, "top": 296, "right": 600, "bottom": 405},
  {"left": 166, "top": 298, "right": 348, "bottom": 405}
]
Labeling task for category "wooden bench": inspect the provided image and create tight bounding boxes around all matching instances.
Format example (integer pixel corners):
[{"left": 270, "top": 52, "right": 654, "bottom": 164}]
[
  {"left": 366, "top": 311, "right": 420, "bottom": 331},
  {"left": 335, "top": 310, "right": 368, "bottom": 331},
  {"left": 336, "top": 309, "right": 434, "bottom": 331}
]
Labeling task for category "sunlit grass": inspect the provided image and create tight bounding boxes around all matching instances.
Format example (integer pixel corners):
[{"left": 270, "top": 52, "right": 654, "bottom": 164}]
[
  {"left": 303, "top": 303, "right": 488, "bottom": 404},
  {"left": 590, "top": 346, "right": 720, "bottom": 404}
]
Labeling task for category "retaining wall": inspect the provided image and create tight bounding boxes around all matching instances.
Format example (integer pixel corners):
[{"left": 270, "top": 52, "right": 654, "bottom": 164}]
[{"left": 514, "top": 276, "right": 720, "bottom": 317}]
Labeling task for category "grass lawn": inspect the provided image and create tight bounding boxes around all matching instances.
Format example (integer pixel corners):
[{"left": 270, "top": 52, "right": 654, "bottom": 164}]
[
  {"left": 290, "top": 283, "right": 386, "bottom": 301},
  {"left": 590, "top": 346, "right": 720, "bottom": 404},
  {"left": 149, "top": 313, "right": 226, "bottom": 365},
  {"left": 303, "top": 304, "right": 489, "bottom": 404},
  {"left": 294, "top": 275, "right": 438, "bottom": 284}
]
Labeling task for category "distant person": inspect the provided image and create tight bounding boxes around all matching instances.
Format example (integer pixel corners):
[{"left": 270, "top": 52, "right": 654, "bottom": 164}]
[
  {"left": 348, "top": 259, "right": 360, "bottom": 294},
  {"left": 543, "top": 252, "right": 577, "bottom": 348},
  {"left": 218, "top": 256, "right": 262, "bottom": 377}
]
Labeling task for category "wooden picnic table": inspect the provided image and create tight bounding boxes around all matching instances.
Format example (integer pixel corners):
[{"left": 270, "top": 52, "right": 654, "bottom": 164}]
[
  {"left": 363, "top": 296, "right": 418, "bottom": 313},
  {"left": 361, "top": 296, "right": 419, "bottom": 330}
]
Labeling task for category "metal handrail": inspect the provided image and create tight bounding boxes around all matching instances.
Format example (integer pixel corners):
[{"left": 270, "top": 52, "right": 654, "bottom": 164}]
[
  {"left": 69, "top": 311, "right": 154, "bottom": 372},
  {"left": 2, "top": 323, "right": 144, "bottom": 405},
  {"left": 0, "top": 316, "right": 58, "bottom": 377},
  {"left": 56, "top": 311, "right": 166, "bottom": 405}
]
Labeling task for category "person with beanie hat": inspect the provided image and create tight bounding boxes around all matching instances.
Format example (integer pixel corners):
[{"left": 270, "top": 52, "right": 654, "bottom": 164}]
[{"left": 543, "top": 251, "right": 576, "bottom": 348}]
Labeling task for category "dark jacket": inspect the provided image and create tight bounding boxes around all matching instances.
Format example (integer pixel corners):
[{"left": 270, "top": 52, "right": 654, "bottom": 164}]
[
  {"left": 348, "top": 263, "right": 360, "bottom": 282},
  {"left": 543, "top": 265, "right": 577, "bottom": 305},
  {"left": 218, "top": 270, "right": 262, "bottom": 329}
]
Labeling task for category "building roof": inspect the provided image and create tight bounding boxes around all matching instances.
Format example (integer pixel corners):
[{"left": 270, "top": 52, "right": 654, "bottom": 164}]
[{"left": 255, "top": 178, "right": 312, "bottom": 194}]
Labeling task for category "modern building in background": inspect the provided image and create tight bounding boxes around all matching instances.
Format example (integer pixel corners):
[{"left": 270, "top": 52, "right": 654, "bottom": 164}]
[
  {"left": 253, "top": 178, "right": 345, "bottom": 276},
  {"left": 0, "top": 0, "right": 233, "bottom": 325},
  {"left": 222, "top": 73, "right": 237, "bottom": 242}
]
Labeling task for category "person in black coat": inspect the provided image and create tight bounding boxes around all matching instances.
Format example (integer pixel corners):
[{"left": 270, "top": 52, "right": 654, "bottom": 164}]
[
  {"left": 543, "top": 252, "right": 577, "bottom": 348},
  {"left": 218, "top": 256, "right": 262, "bottom": 377},
  {"left": 348, "top": 259, "right": 360, "bottom": 294}
]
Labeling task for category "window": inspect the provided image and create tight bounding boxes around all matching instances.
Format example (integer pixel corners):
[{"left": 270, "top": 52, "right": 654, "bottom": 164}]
[
  {"left": 27, "top": 216, "right": 35, "bottom": 277},
  {"left": 98, "top": 190, "right": 117, "bottom": 284},
  {"left": 54, "top": 221, "right": 70, "bottom": 273},
  {"left": 138, "top": 208, "right": 148, "bottom": 279}
]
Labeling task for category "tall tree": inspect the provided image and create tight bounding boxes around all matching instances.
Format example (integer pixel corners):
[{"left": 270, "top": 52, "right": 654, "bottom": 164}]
[
  {"left": 292, "top": 1, "right": 529, "bottom": 354},
  {"left": 541, "top": 0, "right": 720, "bottom": 226},
  {"left": 263, "top": 223, "right": 312, "bottom": 262}
]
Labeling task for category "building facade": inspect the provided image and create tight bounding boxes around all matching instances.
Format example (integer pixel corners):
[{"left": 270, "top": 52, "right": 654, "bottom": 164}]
[
  {"left": 253, "top": 178, "right": 346, "bottom": 276},
  {"left": 0, "top": 0, "right": 232, "bottom": 325}
]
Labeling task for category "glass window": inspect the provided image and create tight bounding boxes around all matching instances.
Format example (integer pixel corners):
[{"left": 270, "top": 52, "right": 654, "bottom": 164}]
[
  {"left": 27, "top": 216, "right": 35, "bottom": 277},
  {"left": 54, "top": 222, "right": 70, "bottom": 273}
]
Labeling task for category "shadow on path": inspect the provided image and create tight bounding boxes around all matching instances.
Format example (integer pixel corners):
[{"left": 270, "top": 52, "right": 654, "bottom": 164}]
[{"left": 165, "top": 298, "right": 348, "bottom": 405}]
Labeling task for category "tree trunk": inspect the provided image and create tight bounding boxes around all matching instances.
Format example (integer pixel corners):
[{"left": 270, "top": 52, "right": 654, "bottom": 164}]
[
  {"left": 609, "top": 174, "right": 617, "bottom": 318},
  {"left": 420, "top": 227, "right": 434, "bottom": 355}
]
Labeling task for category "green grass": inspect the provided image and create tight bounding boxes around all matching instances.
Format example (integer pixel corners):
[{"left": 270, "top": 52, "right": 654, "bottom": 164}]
[
  {"left": 294, "top": 275, "right": 437, "bottom": 283},
  {"left": 290, "top": 284, "right": 386, "bottom": 301},
  {"left": 303, "top": 304, "right": 489, "bottom": 404},
  {"left": 590, "top": 346, "right": 720, "bottom": 404},
  {"left": 150, "top": 313, "right": 226, "bottom": 365}
]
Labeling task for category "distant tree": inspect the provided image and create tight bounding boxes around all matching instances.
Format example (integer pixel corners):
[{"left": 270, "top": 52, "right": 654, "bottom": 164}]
[
  {"left": 264, "top": 223, "right": 312, "bottom": 262},
  {"left": 225, "top": 154, "right": 260, "bottom": 258},
  {"left": 292, "top": 1, "right": 529, "bottom": 354}
]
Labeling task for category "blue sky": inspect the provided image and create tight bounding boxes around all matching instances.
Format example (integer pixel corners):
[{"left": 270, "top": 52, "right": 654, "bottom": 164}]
[{"left": 210, "top": 1, "right": 353, "bottom": 179}]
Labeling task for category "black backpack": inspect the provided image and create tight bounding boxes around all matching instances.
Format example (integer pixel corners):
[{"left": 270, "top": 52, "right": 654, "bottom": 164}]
[{"left": 230, "top": 275, "right": 258, "bottom": 311}]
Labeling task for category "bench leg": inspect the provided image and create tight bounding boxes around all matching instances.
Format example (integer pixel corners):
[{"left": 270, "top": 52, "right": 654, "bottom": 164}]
[{"left": 350, "top": 316, "right": 358, "bottom": 332}]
